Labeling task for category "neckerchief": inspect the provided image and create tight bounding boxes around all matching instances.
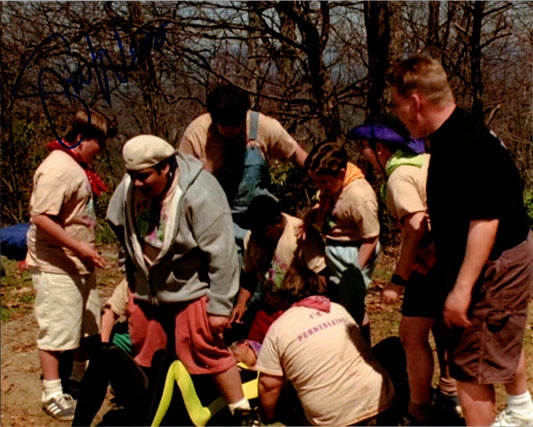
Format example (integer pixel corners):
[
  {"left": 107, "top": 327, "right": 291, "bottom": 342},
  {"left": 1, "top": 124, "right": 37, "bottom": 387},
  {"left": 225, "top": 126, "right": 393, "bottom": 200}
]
[
  {"left": 380, "top": 149, "right": 424, "bottom": 201},
  {"left": 47, "top": 140, "right": 108, "bottom": 196},
  {"left": 292, "top": 295, "right": 331, "bottom": 312},
  {"left": 316, "top": 162, "right": 365, "bottom": 230}
]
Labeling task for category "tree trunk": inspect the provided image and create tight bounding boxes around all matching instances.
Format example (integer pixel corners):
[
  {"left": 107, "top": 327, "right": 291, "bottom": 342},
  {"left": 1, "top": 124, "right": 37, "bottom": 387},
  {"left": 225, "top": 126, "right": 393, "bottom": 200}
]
[
  {"left": 470, "top": 1, "right": 485, "bottom": 119},
  {"left": 364, "top": 1, "right": 391, "bottom": 118}
]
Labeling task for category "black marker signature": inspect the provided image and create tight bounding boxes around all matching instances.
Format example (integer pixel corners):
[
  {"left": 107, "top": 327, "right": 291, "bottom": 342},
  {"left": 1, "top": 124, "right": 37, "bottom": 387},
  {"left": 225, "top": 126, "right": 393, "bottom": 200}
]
[{"left": 12, "top": 23, "right": 168, "bottom": 148}]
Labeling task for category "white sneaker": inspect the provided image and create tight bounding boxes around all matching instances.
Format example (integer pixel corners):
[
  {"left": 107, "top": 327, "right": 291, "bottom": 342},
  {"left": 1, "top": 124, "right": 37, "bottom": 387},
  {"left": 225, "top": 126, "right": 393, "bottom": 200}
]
[
  {"left": 492, "top": 407, "right": 533, "bottom": 426},
  {"left": 42, "top": 393, "right": 76, "bottom": 421}
]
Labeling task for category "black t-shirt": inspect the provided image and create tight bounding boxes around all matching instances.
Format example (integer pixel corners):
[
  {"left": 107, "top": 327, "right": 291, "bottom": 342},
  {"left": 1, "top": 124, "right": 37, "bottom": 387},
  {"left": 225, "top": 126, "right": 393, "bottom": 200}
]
[{"left": 427, "top": 107, "right": 529, "bottom": 287}]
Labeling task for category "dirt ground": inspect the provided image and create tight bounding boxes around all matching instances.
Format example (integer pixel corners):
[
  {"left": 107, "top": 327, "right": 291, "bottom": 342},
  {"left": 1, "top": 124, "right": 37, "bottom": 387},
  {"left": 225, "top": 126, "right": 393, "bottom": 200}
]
[
  {"left": 1, "top": 245, "right": 532, "bottom": 426},
  {"left": 1, "top": 245, "right": 120, "bottom": 427}
]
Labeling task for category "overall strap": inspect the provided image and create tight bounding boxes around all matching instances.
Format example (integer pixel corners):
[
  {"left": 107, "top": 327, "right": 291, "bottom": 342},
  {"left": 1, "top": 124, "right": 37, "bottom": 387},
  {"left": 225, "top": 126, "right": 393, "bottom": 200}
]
[{"left": 248, "top": 111, "right": 260, "bottom": 141}]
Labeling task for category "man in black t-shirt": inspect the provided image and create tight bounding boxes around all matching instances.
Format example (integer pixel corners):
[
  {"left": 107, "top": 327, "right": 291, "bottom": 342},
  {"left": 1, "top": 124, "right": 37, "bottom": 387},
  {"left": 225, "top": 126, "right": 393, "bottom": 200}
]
[{"left": 390, "top": 55, "right": 533, "bottom": 426}]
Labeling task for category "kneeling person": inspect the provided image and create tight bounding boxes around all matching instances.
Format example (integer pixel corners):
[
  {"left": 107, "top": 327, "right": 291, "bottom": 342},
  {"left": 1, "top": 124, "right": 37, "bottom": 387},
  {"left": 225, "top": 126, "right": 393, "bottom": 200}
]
[{"left": 257, "top": 265, "right": 396, "bottom": 426}]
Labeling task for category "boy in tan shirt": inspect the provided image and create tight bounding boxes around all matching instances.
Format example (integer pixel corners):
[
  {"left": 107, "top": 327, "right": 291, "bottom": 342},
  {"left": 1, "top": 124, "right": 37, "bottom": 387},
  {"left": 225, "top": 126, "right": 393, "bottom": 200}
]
[
  {"left": 305, "top": 142, "right": 380, "bottom": 340},
  {"left": 26, "top": 109, "right": 114, "bottom": 420}
]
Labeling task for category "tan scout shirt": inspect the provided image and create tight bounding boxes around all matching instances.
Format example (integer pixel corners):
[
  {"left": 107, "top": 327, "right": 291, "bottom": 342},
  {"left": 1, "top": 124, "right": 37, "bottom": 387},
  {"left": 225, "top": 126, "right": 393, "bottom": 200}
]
[{"left": 26, "top": 150, "right": 96, "bottom": 275}]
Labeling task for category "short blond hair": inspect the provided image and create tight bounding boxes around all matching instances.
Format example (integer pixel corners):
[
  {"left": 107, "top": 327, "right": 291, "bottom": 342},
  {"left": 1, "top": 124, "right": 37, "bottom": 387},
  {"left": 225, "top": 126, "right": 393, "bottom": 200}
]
[{"left": 391, "top": 55, "right": 454, "bottom": 106}]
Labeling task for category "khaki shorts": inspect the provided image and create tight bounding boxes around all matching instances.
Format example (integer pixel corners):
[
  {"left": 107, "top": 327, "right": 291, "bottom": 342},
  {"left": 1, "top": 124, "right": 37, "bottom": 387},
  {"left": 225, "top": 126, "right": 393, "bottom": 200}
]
[
  {"left": 449, "top": 233, "right": 533, "bottom": 384},
  {"left": 32, "top": 269, "right": 101, "bottom": 351}
]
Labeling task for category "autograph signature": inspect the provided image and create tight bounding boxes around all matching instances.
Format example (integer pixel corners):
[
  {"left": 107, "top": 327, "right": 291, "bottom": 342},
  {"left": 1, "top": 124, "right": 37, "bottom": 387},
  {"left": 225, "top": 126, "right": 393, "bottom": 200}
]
[{"left": 12, "top": 22, "right": 168, "bottom": 148}]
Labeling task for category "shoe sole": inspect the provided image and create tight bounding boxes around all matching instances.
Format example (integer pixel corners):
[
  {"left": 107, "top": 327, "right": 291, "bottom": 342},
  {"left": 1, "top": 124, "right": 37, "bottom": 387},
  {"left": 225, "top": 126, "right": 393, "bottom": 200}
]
[{"left": 42, "top": 405, "right": 75, "bottom": 421}]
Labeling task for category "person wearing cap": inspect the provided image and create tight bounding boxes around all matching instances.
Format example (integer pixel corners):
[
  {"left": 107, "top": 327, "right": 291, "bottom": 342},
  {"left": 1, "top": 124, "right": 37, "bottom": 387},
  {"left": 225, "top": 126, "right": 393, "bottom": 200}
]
[
  {"left": 304, "top": 142, "right": 380, "bottom": 342},
  {"left": 390, "top": 55, "right": 533, "bottom": 427},
  {"left": 350, "top": 114, "right": 460, "bottom": 424},
  {"left": 26, "top": 109, "right": 115, "bottom": 421},
  {"left": 179, "top": 84, "right": 308, "bottom": 257},
  {"left": 229, "top": 195, "right": 327, "bottom": 343},
  {"left": 106, "top": 135, "right": 258, "bottom": 424}
]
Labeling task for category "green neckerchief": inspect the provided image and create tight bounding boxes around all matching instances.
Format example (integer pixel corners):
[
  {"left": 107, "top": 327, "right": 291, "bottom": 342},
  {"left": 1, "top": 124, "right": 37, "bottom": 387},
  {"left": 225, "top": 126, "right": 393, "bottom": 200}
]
[{"left": 380, "top": 149, "right": 424, "bottom": 201}]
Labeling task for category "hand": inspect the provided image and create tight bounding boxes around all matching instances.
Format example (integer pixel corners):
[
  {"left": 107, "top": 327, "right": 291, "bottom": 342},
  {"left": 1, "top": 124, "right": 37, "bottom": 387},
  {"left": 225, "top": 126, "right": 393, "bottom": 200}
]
[
  {"left": 382, "top": 283, "right": 403, "bottom": 304},
  {"left": 208, "top": 314, "right": 230, "bottom": 340},
  {"left": 78, "top": 243, "right": 106, "bottom": 270},
  {"left": 230, "top": 303, "right": 246, "bottom": 324},
  {"left": 443, "top": 286, "right": 472, "bottom": 329},
  {"left": 296, "top": 222, "right": 307, "bottom": 240}
]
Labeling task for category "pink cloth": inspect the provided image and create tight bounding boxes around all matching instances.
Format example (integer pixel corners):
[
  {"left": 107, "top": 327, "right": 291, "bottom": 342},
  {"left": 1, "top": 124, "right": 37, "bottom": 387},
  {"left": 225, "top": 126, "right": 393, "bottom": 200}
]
[
  {"left": 128, "top": 295, "right": 236, "bottom": 374},
  {"left": 46, "top": 140, "right": 108, "bottom": 196},
  {"left": 292, "top": 295, "right": 331, "bottom": 312}
]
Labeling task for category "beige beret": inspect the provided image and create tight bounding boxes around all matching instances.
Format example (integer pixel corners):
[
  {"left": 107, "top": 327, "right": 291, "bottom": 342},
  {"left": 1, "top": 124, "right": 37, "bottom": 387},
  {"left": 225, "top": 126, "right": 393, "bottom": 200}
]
[{"left": 122, "top": 135, "right": 175, "bottom": 171}]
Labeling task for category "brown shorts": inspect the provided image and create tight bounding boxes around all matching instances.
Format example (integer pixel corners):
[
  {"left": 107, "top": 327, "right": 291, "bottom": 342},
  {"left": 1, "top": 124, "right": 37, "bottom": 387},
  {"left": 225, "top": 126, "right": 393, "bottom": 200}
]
[
  {"left": 128, "top": 295, "right": 236, "bottom": 375},
  {"left": 449, "top": 233, "right": 533, "bottom": 384}
]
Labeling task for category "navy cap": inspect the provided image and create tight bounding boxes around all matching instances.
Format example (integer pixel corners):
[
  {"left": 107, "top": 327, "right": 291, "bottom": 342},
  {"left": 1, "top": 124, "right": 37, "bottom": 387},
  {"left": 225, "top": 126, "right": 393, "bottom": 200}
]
[{"left": 348, "top": 123, "right": 425, "bottom": 154}]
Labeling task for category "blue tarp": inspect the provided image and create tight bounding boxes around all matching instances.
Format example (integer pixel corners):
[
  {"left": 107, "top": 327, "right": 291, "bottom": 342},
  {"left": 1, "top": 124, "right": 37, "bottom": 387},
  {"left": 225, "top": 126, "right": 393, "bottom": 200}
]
[{"left": 1, "top": 223, "right": 30, "bottom": 261}]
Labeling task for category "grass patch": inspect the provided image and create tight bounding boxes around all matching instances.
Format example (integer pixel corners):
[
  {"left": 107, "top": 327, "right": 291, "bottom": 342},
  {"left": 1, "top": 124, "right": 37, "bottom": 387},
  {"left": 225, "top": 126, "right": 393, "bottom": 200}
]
[{"left": 1, "top": 257, "right": 34, "bottom": 321}]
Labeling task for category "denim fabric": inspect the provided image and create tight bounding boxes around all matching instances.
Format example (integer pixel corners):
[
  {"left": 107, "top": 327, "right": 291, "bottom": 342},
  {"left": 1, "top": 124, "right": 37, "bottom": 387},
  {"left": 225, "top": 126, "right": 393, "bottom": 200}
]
[
  {"left": 231, "top": 146, "right": 276, "bottom": 261},
  {"left": 325, "top": 241, "right": 379, "bottom": 325},
  {"left": 231, "top": 146, "right": 274, "bottom": 221}
]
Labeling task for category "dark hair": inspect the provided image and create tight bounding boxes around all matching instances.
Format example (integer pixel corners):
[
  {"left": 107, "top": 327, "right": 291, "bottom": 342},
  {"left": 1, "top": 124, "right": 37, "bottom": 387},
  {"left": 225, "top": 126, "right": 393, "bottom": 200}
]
[
  {"left": 153, "top": 154, "right": 177, "bottom": 175},
  {"left": 246, "top": 195, "right": 282, "bottom": 231},
  {"left": 305, "top": 142, "right": 348, "bottom": 177},
  {"left": 277, "top": 265, "right": 326, "bottom": 305},
  {"left": 63, "top": 109, "right": 116, "bottom": 144},
  {"left": 206, "top": 84, "right": 251, "bottom": 126}
]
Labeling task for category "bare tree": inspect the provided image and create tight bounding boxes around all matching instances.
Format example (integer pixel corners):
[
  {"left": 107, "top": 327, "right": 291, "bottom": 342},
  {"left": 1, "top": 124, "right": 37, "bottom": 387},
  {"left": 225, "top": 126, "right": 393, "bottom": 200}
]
[
  {"left": 364, "top": 1, "right": 391, "bottom": 118},
  {"left": 2, "top": 1, "right": 531, "bottom": 224}
]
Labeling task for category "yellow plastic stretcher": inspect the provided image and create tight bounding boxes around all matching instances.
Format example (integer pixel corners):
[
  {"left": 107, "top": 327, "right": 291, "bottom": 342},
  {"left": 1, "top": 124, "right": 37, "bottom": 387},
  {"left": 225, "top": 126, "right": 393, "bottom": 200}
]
[{"left": 151, "top": 361, "right": 259, "bottom": 426}]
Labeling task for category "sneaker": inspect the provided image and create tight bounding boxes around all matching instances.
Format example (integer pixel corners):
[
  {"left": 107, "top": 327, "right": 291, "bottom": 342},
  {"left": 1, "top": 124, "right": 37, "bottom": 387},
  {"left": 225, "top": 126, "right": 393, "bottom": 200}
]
[
  {"left": 42, "top": 393, "right": 76, "bottom": 421},
  {"left": 492, "top": 407, "right": 533, "bottom": 426},
  {"left": 233, "top": 407, "right": 261, "bottom": 426}
]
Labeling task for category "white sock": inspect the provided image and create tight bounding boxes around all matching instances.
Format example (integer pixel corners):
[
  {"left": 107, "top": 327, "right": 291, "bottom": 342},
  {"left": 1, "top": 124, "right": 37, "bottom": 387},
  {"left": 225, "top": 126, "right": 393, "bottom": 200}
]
[
  {"left": 227, "top": 397, "right": 251, "bottom": 415},
  {"left": 507, "top": 390, "right": 533, "bottom": 415},
  {"left": 70, "top": 360, "right": 87, "bottom": 382},
  {"left": 42, "top": 378, "right": 63, "bottom": 401}
]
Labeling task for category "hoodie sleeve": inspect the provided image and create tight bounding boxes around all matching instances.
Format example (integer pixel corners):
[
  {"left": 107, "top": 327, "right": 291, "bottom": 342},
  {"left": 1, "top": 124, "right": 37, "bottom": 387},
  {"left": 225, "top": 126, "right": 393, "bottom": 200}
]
[
  {"left": 106, "top": 176, "right": 128, "bottom": 231},
  {"left": 188, "top": 171, "right": 239, "bottom": 316},
  {"left": 106, "top": 177, "right": 131, "bottom": 272}
]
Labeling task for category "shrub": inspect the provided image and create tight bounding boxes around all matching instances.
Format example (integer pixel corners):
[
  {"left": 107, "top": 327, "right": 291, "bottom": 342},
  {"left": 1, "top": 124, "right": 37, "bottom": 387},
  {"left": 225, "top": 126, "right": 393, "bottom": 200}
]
[{"left": 524, "top": 188, "right": 533, "bottom": 230}]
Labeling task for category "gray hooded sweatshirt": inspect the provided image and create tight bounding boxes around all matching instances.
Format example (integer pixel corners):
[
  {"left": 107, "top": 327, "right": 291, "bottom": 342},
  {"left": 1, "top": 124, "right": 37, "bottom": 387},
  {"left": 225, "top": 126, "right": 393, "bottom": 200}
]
[{"left": 106, "top": 152, "right": 239, "bottom": 316}]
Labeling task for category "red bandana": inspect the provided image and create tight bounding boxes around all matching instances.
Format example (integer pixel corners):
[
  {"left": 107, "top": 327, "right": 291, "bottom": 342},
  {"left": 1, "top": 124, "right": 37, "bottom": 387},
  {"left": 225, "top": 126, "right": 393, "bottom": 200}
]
[
  {"left": 46, "top": 140, "right": 108, "bottom": 196},
  {"left": 292, "top": 295, "right": 331, "bottom": 312}
]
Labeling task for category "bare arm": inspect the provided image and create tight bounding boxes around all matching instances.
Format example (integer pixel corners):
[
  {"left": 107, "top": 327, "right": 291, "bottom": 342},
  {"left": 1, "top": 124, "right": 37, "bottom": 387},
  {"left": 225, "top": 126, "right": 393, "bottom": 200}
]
[
  {"left": 290, "top": 144, "right": 308, "bottom": 168},
  {"left": 259, "top": 373, "right": 284, "bottom": 423},
  {"left": 100, "top": 306, "right": 118, "bottom": 343},
  {"left": 396, "top": 211, "right": 428, "bottom": 277},
  {"left": 230, "top": 287, "right": 252, "bottom": 324},
  {"left": 32, "top": 213, "right": 106, "bottom": 270},
  {"left": 358, "top": 235, "right": 379, "bottom": 270},
  {"left": 443, "top": 219, "right": 499, "bottom": 328},
  {"left": 382, "top": 211, "right": 428, "bottom": 304}
]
